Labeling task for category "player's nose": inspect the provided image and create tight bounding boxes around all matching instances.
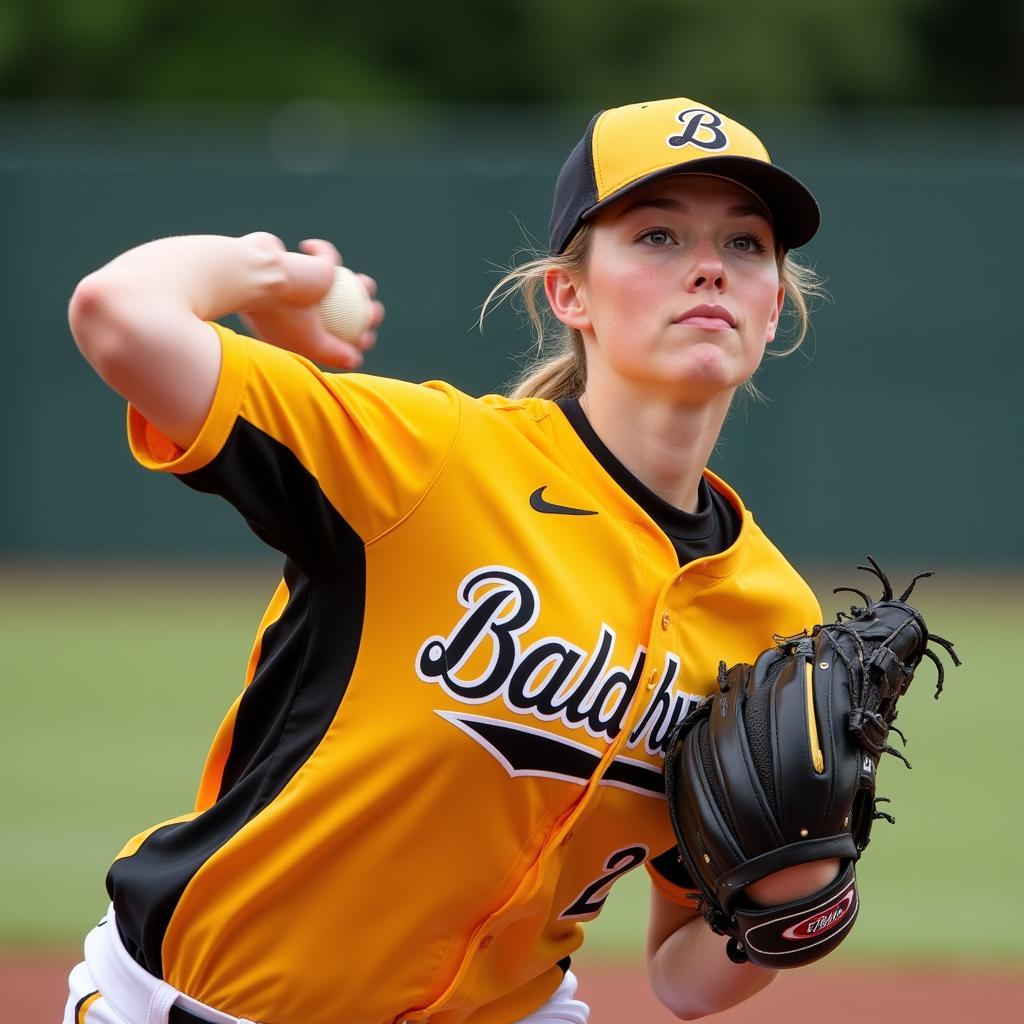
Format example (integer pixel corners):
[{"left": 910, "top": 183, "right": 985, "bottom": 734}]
[{"left": 685, "top": 241, "right": 726, "bottom": 292}]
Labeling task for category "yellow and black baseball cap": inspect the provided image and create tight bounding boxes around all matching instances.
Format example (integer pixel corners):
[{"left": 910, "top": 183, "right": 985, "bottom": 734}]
[{"left": 549, "top": 98, "right": 820, "bottom": 254}]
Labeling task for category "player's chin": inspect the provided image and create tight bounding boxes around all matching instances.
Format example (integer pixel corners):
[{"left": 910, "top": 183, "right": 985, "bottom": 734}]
[{"left": 656, "top": 349, "right": 756, "bottom": 399}]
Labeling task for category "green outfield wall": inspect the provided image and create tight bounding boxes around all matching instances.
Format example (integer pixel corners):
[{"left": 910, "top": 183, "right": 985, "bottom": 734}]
[{"left": 2, "top": 103, "right": 1020, "bottom": 565}]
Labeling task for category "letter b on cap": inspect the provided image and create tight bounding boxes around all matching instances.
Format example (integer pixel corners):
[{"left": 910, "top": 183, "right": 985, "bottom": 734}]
[{"left": 668, "top": 109, "right": 729, "bottom": 151}]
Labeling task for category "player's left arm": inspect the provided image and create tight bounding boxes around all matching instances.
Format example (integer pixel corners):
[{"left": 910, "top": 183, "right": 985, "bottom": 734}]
[
  {"left": 646, "top": 891, "right": 775, "bottom": 1019},
  {"left": 646, "top": 859, "right": 839, "bottom": 1019}
]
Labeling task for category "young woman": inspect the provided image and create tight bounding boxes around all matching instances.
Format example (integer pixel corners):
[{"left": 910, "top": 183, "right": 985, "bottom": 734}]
[{"left": 66, "top": 98, "right": 833, "bottom": 1024}]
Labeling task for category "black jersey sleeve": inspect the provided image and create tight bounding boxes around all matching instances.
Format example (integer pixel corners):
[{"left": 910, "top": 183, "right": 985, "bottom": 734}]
[{"left": 647, "top": 846, "right": 699, "bottom": 903}]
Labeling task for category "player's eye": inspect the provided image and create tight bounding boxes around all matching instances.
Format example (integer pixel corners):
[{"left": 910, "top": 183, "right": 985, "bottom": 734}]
[
  {"left": 637, "top": 227, "right": 676, "bottom": 247},
  {"left": 727, "top": 233, "right": 768, "bottom": 255}
]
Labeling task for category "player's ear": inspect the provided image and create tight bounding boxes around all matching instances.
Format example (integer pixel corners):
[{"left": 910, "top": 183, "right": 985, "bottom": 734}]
[
  {"left": 765, "top": 284, "right": 785, "bottom": 343},
  {"left": 545, "top": 267, "right": 591, "bottom": 331}
]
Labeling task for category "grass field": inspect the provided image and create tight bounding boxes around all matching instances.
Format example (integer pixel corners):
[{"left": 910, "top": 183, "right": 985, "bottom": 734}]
[{"left": 2, "top": 565, "right": 1020, "bottom": 968}]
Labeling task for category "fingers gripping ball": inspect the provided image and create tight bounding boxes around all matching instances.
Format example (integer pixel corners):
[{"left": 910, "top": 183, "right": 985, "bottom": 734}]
[
  {"left": 317, "top": 265, "right": 374, "bottom": 343},
  {"left": 663, "top": 558, "right": 961, "bottom": 969}
]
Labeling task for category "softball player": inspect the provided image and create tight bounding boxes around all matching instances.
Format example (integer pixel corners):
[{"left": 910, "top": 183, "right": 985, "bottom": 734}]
[{"left": 65, "top": 97, "right": 833, "bottom": 1024}]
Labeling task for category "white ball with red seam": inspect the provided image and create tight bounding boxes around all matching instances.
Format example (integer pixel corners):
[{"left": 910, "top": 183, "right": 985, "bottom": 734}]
[{"left": 317, "top": 265, "right": 373, "bottom": 343}]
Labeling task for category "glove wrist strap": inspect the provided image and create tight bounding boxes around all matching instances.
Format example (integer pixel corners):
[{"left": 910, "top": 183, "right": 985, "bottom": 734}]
[
  {"left": 730, "top": 862, "right": 859, "bottom": 969},
  {"left": 717, "top": 834, "right": 859, "bottom": 902}
]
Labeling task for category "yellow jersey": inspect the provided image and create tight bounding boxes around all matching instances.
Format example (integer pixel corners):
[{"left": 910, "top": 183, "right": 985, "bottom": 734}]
[{"left": 109, "top": 323, "right": 821, "bottom": 1024}]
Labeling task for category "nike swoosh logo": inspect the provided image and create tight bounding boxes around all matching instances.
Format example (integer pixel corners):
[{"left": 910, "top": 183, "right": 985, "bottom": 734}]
[{"left": 529, "top": 486, "right": 597, "bottom": 516}]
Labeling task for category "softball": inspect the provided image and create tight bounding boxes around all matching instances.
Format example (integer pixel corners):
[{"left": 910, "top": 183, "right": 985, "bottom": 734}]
[{"left": 317, "top": 264, "right": 374, "bottom": 343}]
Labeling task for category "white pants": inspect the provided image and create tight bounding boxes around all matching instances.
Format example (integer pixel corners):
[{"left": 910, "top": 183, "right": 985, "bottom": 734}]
[{"left": 64, "top": 909, "right": 590, "bottom": 1024}]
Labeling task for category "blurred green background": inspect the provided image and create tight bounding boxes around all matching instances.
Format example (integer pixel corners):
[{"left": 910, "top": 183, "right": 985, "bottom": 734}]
[{"left": 1, "top": 0, "right": 1021, "bottom": 973}]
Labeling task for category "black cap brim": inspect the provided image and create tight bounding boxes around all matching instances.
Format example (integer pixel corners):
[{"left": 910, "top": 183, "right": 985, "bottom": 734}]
[{"left": 580, "top": 155, "right": 820, "bottom": 251}]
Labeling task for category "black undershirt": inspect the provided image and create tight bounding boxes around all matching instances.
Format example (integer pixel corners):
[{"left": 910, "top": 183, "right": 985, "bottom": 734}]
[
  {"left": 556, "top": 398, "right": 741, "bottom": 565},
  {"left": 557, "top": 397, "right": 740, "bottom": 893}
]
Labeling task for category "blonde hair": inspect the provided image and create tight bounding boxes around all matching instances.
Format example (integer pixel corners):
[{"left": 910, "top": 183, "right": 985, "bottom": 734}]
[{"left": 480, "top": 224, "right": 826, "bottom": 401}]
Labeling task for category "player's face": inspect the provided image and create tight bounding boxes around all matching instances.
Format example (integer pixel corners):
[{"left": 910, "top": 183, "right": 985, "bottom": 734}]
[{"left": 574, "top": 175, "right": 784, "bottom": 402}]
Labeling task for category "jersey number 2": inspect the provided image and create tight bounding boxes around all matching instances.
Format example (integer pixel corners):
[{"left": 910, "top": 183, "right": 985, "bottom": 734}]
[{"left": 559, "top": 846, "right": 649, "bottom": 920}]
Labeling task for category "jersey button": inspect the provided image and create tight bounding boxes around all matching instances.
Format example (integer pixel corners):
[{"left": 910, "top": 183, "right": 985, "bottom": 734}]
[
  {"left": 647, "top": 669, "right": 659, "bottom": 691},
  {"left": 660, "top": 613, "right": 670, "bottom": 630},
  {"left": 480, "top": 934, "right": 494, "bottom": 949}
]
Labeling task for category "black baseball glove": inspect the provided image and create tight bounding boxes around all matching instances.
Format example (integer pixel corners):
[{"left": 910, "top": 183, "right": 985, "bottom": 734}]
[{"left": 663, "top": 559, "right": 960, "bottom": 969}]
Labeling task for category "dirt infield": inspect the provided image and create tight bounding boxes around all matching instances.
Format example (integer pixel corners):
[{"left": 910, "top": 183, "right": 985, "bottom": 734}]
[
  {"left": 577, "top": 959, "right": 1024, "bottom": 1023},
  {"left": 7, "top": 951, "right": 1022, "bottom": 1023}
]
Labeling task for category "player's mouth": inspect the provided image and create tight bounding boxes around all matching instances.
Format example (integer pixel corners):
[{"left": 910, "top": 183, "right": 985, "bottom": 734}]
[{"left": 674, "top": 304, "right": 737, "bottom": 330}]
